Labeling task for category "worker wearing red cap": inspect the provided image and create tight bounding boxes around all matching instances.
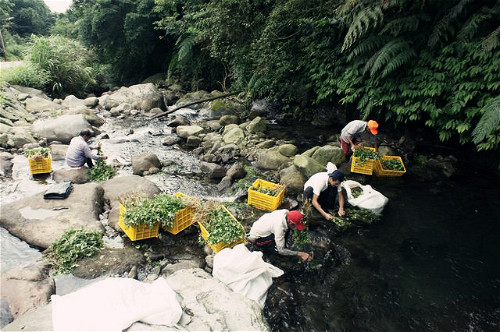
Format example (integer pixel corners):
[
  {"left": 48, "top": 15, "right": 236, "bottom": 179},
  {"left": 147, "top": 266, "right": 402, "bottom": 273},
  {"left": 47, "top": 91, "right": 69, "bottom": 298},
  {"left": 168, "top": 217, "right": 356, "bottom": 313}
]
[
  {"left": 340, "top": 120, "right": 379, "bottom": 156},
  {"left": 248, "top": 210, "right": 312, "bottom": 261}
]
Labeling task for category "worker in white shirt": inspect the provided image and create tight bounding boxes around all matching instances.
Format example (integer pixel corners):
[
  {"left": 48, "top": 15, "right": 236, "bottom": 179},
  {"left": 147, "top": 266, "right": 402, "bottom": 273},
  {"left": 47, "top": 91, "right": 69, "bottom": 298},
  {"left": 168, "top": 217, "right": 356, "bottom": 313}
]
[
  {"left": 303, "top": 169, "right": 346, "bottom": 220},
  {"left": 248, "top": 209, "right": 312, "bottom": 262},
  {"left": 65, "top": 129, "right": 107, "bottom": 168}
]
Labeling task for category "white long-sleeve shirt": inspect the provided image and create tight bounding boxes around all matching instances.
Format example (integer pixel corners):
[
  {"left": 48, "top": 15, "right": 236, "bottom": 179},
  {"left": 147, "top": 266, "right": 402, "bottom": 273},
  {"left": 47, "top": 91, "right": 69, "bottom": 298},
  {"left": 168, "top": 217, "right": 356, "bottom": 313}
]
[
  {"left": 65, "top": 136, "right": 99, "bottom": 167},
  {"left": 248, "top": 209, "right": 298, "bottom": 256}
]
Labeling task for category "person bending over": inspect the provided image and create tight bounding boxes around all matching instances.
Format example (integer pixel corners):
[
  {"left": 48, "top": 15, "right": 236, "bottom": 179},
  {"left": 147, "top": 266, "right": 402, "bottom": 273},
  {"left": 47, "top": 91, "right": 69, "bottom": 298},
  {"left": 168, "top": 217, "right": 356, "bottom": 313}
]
[
  {"left": 248, "top": 209, "right": 312, "bottom": 262},
  {"left": 65, "top": 129, "right": 107, "bottom": 168}
]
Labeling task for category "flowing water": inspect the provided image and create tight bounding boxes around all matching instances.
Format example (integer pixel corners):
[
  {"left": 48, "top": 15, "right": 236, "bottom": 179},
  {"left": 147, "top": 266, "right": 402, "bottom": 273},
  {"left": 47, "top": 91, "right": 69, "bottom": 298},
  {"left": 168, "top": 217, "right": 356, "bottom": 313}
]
[
  {"left": 1, "top": 112, "right": 499, "bottom": 331},
  {"left": 287, "top": 174, "right": 500, "bottom": 332}
]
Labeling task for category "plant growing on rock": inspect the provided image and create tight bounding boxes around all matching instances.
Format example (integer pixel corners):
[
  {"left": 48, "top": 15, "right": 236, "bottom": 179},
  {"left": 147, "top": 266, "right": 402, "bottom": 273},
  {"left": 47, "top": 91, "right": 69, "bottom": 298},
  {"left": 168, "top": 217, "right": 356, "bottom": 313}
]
[{"left": 43, "top": 229, "right": 103, "bottom": 274}]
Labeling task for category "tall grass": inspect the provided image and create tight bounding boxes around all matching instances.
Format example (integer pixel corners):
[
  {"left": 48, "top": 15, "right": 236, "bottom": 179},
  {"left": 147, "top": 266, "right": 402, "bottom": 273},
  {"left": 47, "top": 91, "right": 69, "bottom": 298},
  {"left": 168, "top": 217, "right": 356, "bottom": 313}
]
[{"left": 27, "top": 35, "right": 98, "bottom": 97}]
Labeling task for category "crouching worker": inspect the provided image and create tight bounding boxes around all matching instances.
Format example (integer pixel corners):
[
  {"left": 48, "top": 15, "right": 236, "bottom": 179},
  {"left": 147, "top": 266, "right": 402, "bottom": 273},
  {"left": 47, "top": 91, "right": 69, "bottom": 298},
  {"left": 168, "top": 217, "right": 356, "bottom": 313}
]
[
  {"left": 66, "top": 129, "right": 107, "bottom": 169},
  {"left": 248, "top": 210, "right": 312, "bottom": 262},
  {"left": 304, "top": 169, "right": 346, "bottom": 220}
]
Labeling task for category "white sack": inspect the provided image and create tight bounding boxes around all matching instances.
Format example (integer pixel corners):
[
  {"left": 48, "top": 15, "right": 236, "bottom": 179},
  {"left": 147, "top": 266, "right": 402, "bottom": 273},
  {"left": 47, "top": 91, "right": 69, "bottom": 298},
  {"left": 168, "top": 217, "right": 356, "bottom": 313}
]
[
  {"left": 342, "top": 180, "right": 389, "bottom": 214},
  {"left": 213, "top": 244, "right": 284, "bottom": 308},
  {"left": 51, "top": 277, "right": 182, "bottom": 331}
]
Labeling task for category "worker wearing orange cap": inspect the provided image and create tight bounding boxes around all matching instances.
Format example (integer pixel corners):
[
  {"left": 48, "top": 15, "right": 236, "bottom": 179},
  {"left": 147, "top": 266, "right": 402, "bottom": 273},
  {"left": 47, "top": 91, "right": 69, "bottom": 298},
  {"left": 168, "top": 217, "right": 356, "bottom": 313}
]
[
  {"left": 248, "top": 210, "right": 312, "bottom": 261},
  {"left": 340, "top": 120, "right": 379, "bottom": 156}
]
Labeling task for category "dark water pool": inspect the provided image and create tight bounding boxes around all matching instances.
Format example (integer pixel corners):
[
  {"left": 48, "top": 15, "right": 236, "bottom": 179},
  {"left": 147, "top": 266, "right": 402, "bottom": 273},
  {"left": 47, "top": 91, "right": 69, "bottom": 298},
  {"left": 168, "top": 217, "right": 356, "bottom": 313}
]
[{"left": 283, "top": 173, "right": 500, "bottom": 332}]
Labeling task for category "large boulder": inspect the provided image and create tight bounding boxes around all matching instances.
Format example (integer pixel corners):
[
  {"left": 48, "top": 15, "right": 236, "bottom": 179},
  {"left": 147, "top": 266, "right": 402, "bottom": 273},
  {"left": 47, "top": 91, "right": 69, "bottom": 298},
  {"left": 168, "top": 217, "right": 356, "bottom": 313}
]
[
  {"left": 293, "top": 154, "right": 326, "bottom": 178},
  {"left": 100, "top": 83, "right": 164, "bottom": 111},
  {"left": 279, "top": 165, "right": 306, "bottom": 194},
  {"left": 132, "top": 153, "right": 162, "bottom": 176},
  {"left": 256, "top": 147, "right": 291, "bottom": 170},
  {"left": 0, "top": 183, "right": 104, "bottom": 249},
  {"left": 311, "top": 145, "right": 345, "bottom": 166},
  {"left": 31, "top": 114, "right": 92, "bottom": 144},
  {"left": 176, "top": 125, "right": 205, "bottom": 138},
  {"left": 24, "top": 96, "right": 64, "bottom": 114},
  {"left": 0, "top": 261, "right": 54, "bottom": 322}
]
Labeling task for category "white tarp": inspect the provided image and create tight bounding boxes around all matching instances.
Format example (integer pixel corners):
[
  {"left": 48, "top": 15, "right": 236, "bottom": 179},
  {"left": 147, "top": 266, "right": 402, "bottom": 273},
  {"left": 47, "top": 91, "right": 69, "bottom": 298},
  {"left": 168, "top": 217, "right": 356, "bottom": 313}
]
[
  {"left": 212, "top": 244, "right": 284, "bottom": 308},
  {"left": 342, "top": 179, "right": 389, "bottom": 214},
  {"left": 51, "top": 277, "right": 182, "bottom": 331}
]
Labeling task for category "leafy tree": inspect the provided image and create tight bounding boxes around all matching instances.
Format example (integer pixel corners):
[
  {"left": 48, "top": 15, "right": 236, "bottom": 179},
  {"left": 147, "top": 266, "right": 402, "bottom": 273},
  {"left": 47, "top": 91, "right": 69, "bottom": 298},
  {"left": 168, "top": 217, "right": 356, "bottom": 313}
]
[
  {"left": 10, "top": 0, "right": 54, "bottom": 36},
  {"left": 71, "top": 0, "right": 170, "bottom": 84}
]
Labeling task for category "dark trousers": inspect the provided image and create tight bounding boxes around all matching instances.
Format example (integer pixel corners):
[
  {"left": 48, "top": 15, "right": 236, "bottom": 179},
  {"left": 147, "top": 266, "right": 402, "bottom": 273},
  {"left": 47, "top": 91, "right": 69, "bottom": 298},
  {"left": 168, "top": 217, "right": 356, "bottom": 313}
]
[
  {"left": 304, "top": 185, "right": 339, "bottom": 210},
  {"left": 86, "top": 157, "right": 94, "bottom": 169}
]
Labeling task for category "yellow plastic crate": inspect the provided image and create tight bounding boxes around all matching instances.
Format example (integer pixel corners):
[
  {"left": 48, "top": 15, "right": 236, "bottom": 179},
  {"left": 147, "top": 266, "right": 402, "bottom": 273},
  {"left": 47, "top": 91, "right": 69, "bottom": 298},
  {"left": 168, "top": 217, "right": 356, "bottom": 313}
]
[
  {"left": 164, "top": 193, "right": 196, "bottom": 235},
  {"left": 198, "top": 206, "right": 246, "bottom": 253},
  {"left": 247, "top": 179, "right": 286, "bottom": 211},
  {"left": 374, "top": 155, "right": 406, "bottom": 177},
  {"left": 350, "top": 147, "right": 376, "bottom": 175},
  {"left": 28, "top": 155, "right": 52, "bottom": 174},
  {"left": 118, "top": 203, "right": 160, "bottom": 241}
]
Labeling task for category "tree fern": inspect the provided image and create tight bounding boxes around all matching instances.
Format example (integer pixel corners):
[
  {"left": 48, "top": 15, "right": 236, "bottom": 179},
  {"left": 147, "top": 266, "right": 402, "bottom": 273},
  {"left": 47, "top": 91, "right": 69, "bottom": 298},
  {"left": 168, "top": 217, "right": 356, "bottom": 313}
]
[
  {"left": 428, "top": 0, "right": 474, "bottom": 47},
  {"left": 363, "top": 38, "right": 416, "bottom": 78},
  {"left": 167, "top": 33, "right": 196, "bottom": 79},
  {"left": 472, "top": 95, "right": 500, "bottom": 144},
  {"left": 347, "top": 35, "right": 388, "bottom": 61},
  {"left": 341, "top": 6, "right": 384, "bottom": 52},
  {"left": 379, "top": 15, "right": 422, "bottom": 36}
]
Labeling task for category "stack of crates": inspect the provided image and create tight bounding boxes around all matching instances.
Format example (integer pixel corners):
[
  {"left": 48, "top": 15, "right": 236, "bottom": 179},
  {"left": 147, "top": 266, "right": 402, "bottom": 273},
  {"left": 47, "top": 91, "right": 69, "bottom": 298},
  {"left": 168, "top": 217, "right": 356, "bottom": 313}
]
[
  {"left": 247, "top": 179, "right": 286, "bottom": 211},
  {"left": 119, "top": 193, "right": 196, "bottom": 241}
]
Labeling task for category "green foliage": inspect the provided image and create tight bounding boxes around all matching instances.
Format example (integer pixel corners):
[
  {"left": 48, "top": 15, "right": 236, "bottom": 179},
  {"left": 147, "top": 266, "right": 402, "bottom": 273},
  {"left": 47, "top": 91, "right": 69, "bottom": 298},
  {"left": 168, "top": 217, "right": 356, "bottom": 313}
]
[
  {"left": 43, "top": 229, "right": 103, "bottom": 274},
  {"left": 24, "top": 147, "right": 50, "bottom": 159},
  {"left": 203, "top": 208, "right": 245, "bottom": 245},
  {"left": 87, "top": 159, "right": 116, "bottom": 182},
  {"left": 27, "top": 35, "right": 98, "bottom": 97},
  {"left": 331, "top": 207, "right": 380, "bottom": 228},
  {"left": 291, "top": 228, "right": 311, "bottom": 251},
  {"left": 2, "top": 62, "right": 50, "bottom": 89},
  {"left": 9, "top": 0, "right": 55, "bottom": 37},
  {"left": 471, "top": 95, "right": 500, "bottom": 150},
  {"left": 72, "top": 0, "right": 170, "bottom": 84},
  {"left": 122, "top": 194, "right": 185, "bottom": 229}
]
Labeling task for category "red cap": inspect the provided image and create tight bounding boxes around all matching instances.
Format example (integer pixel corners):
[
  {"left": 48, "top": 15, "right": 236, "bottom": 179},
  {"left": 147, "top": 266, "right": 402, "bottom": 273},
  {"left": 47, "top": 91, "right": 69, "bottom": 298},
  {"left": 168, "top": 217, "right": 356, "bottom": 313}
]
[
  {"left": 367, "top": 120, "right": 378, "bottom": 135},
  {"left": 287, "top": 210, "right": 305, "bottom": 231}
]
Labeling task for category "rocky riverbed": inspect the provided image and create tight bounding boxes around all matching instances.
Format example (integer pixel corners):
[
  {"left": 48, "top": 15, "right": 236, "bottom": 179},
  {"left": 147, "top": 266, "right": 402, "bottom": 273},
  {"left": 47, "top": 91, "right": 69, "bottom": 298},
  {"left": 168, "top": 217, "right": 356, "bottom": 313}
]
[{"left": 2, "top": 80, "right": 489, "bottom": 332}]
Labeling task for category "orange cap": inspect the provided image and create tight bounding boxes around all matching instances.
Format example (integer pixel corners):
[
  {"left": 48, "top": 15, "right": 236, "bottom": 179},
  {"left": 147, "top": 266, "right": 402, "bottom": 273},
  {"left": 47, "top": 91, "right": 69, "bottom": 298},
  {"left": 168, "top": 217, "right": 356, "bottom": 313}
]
[{"left": 367, "top": 120, "right": 378, "bottom": 135}]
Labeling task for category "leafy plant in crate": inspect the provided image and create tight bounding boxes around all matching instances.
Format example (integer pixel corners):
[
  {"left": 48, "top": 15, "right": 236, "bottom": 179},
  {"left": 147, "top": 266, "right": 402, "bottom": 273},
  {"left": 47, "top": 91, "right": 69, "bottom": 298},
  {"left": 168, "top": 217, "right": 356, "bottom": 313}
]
[
  {"left": 121, "top": 193, "right": 186, "bottom": 229},
  {"left": 24, "top": 147, "right": 50, "bottom": 161}
]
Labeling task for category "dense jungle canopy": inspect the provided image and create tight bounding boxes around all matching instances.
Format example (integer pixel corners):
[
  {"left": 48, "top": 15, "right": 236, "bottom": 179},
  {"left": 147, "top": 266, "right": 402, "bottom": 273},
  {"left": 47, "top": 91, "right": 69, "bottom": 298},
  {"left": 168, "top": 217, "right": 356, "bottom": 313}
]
[{"left": 1, "top": 0, "right": 499, "bottom": 156}]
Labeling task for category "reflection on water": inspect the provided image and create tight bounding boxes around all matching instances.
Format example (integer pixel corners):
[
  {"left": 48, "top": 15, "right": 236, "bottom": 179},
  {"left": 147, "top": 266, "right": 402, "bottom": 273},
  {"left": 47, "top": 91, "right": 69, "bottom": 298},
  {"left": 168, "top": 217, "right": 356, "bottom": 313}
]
[
  {"left": 299, "top": 174, "right": 500, "bottom": 332},
  {"left": 0, "top": 227, "right": 42, "bottom": 273}
]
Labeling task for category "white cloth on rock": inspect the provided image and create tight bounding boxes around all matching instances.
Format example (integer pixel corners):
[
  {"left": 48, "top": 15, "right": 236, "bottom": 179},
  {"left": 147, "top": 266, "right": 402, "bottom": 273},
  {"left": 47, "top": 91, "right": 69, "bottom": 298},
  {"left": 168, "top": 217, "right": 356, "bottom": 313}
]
[
  {"left": 51, "top": 277, "right": 182, "bottom": 331},
  {"left": 342, "top": 179, "right": 389, "bottom": 214},
  {"left": 212, "top": 244, "right": 284, "bottom": 308}
]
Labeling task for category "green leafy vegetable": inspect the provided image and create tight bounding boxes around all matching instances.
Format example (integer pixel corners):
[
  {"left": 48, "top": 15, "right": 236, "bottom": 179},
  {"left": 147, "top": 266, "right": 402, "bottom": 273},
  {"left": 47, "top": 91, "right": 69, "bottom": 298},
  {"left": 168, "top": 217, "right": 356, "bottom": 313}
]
[
  {"left": 122, "top": 194, "right": 185, "bottom": 229},
  {"left": 43, "top": 229, "right": 103, "bottom": 274}
]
